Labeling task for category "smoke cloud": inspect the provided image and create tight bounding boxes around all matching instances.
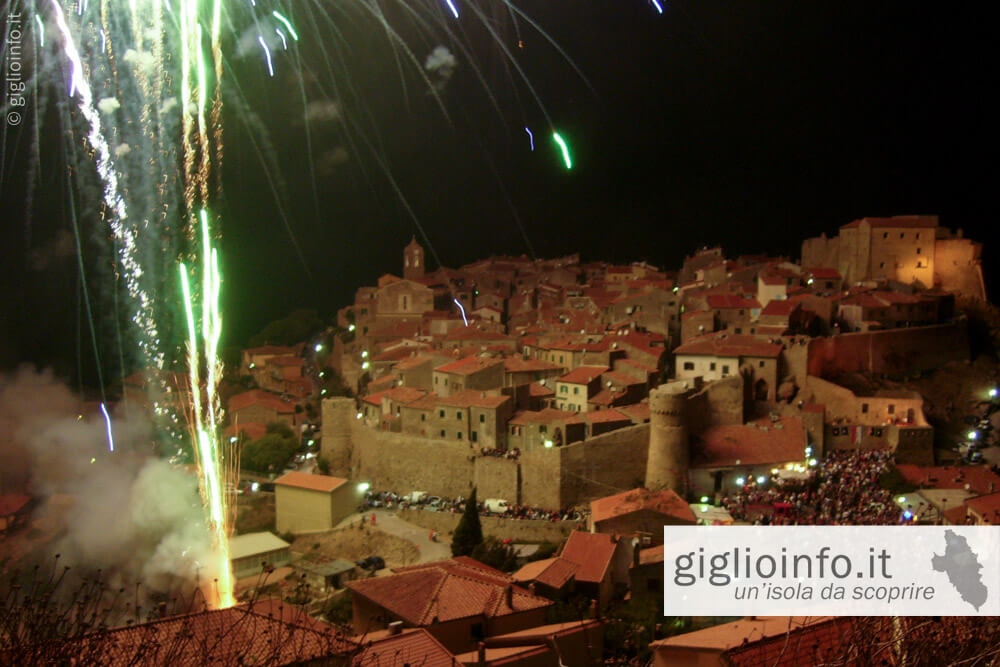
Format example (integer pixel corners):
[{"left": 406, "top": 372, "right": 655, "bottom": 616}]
[
  {"left": 97, "top": 97, "right": 121, "bottom": 115},
  {"left": 0, "top": 368, "right": 219, "bottom": 598},
  {"left": 424, "top": 45, "right": 457, "bottom": 91}
]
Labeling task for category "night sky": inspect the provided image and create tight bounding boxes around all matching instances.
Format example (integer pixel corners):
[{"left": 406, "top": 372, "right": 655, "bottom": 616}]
[{"left": 2, "top": 1, "right": 997, "bottom": 382}]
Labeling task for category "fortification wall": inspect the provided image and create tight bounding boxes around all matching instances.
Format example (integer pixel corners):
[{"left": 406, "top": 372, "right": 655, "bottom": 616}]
[
  {"left": 801, "top": 235, "right": 840, "bottom": 272},
  {"left": 556, "top": 423, "right": 651, "bottom": 508},
  {"left": 806, "top": 321, "right": 969, "bottom": 378},
  {"left": 935, "top": 238, "right": 986, "bottom": 300},
  {"left": 321, "top": 397, "right": 356, "bottom": 477},
  {"left": 474, "top": 457, "right": 521, "bottom": 503},
  {"left": 397, "top": 509, "right": 582, "bottom": 543}
]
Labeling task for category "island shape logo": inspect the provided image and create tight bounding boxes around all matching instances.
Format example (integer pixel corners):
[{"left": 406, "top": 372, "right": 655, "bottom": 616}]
[{"left": 931, "top": 529, "right": 989, "bottom": 611}]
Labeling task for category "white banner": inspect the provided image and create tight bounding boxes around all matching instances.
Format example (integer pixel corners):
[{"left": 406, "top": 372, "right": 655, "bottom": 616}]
[{"left": 662, "top": 526, "right": 1000, "bottom": 616}]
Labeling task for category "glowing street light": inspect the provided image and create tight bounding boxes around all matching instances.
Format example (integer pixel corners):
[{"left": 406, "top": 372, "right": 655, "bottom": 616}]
[
  {"left": 356, "top": 412, "right": 363, "bottom": 420},
  {"left": 348, "top": 324, "right": 356, "bottom": 332},
  {"left": 990, "top": 388, "right": 998, "bottom": 399},
  {"left": 898, "top": 496, "right": 907, "bottom": 504},
  {"left": 808, "top": 458, "right": 818, "bottom": 467},
  {"left": 968, "top": 430, "right": 979, "bottom": 440},
  {"left": 700, "top": 496, "right": 709, "bottom": 503},
  {"left": 756, "top": 475, "right": 767, "bottom": 485},
  {"left": 361, "top": 350, "right": 369, "bottom": 358},
  {"left": 735, "top": 477, "right": 745, "bottom": 486},
  {"left": 314, "top": 343, "right": 324, "bottom": 352},
  {"left": 357, "top": 482, "right": 370, "bottom": 493},
  {"left": 544, "top": 440, "right": 554, "bottom": 448}
]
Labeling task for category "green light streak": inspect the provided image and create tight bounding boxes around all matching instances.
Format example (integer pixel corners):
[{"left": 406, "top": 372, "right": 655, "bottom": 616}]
[
  {"left": 553, "top": 132, "right": 572, "bottom": 169},
  {"left": 271, "top": 11, "right": 299, "bottom": 41}
]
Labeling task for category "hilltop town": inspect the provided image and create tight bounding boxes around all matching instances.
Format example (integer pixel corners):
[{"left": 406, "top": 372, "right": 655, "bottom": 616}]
[{"left": 4, "top": 214, "right": 999, "bottom": 664}]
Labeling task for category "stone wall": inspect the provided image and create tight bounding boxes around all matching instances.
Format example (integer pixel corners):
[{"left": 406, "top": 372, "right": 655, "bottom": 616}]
[
  {"left": 397, "top": 508, "right": 583, "bottom": 543},
  {"left": 806, "top": 321, "right": 969, "bottom": 378},
  {"left": 474, "top": 457, "right": 521, "bottom": 502},
  {"left": 934, "top": 238, "right": 986, "bottom": 300},
  {"left": 556, "top": 423, "right": 651, "bottom": 508},
  {"left": 350, "top": 420, "right": 476, "bottom": 498}
]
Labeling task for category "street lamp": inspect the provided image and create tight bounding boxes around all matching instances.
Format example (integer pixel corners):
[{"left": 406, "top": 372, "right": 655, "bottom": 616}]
[
  {"left": 314, "top": 343, "right": 324, "bottom": 353},
  {"left": 735, "top": 477, "right": 745, "bottom": 486}
]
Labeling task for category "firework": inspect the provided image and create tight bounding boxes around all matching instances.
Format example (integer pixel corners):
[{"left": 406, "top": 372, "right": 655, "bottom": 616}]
[{"left": 553, "top": 131, "right": 573, "bottom": 170}]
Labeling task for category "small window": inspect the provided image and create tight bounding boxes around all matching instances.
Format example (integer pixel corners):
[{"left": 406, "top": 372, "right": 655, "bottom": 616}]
[
  {"left": 456, "top": 412, "right": 462, "bottom": 420},
  {"left": 434, "top": 376, "right": 439, "bottom": 384},
  {"left": 900, "top": 233, "right": 904, "bottom": 239},
  {"left": 439, "top": 410, "right": 445, "bottom": 418},
  {"left": 883, "top": 232, "right": 889, "bottom": 239},
  {"left": 471, "top": 431, "right": 478, "bottom": 442},
  {"left": 573, "top": 387, "right": 580, "bottom": 395},
  {"left": 560, "top": 385, "right": 568, "bottom": 394},
  {"left": 888, "top": 405, "right": 895, "bottom": 414},
  {"left": 440, "top": 430, "right": 446, "bottom": 437},
  {"left": 879, "top": 262, "right": 885, "bottom": 269},
  {"left": 457, "top": 432, "right": 463, "bottom": 440},
  {"left": 710, "top": 362, "right": 717, "bottom": 371},
  {"left": 722, "top": 365, "right": 730, "bottom": 375},
  {"left": 759, "top": 360, "right": 766, "bottom": 368},
  {"left": 862, "top": 403, "right": 869, "bottom": 414},
  {"left": 479, "top": 414, "right": 485, "bottom": 423},
  {"left": 421, "top": 414, "right": 426, "bottom": 421},
  {"left": 916, "top": 232, "right": 921, "bottom": 239},
  {"left": 683, "top": 362, "right": 695, "bottom": 371},
  {"left": 916, "top": 247, "right": 922, "bottom": 255},
  {"left": 540, "top": 425, "right": 547, "bottom": 433},
  {"left": 444, "top": 378, "right": 448, "bottom": 386}
]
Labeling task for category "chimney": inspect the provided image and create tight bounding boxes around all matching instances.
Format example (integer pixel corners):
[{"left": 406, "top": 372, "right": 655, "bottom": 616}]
[
  {"left": 388, "top": 620, "right": 404, "bottom": 635},
  {"left": 505, "top": 584, "right": 513, "bottom": 608}
]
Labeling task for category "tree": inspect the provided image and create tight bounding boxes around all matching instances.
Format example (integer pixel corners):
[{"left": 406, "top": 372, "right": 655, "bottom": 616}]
[
  {"left": 240, "top": 424, "right": 299, "bottom": 474},
  {"left": 316, "top": 456, "right": 331, "bottom": 475},
  {"left": 451, "top": 488, "right": 483, "bottom": 557},
  {"left": 471, "top": 537, "right": 518, "bottom": 572}
]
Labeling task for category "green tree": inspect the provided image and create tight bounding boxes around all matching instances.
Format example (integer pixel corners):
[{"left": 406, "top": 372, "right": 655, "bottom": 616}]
[
  {"left": 241, "top": 424, "right": 299, "bottom": 474},
  {"left": 471, "top": 537, "right": 518, "bottom": 572},
  {"left": 316, "top": 456, "right": 331, "bottom": 475},
  {"left": 451, "top": 488, "right": 483, "bottom": 557},
  {"left": 247, "top": 309, "right": 324, "bottom": 347}
]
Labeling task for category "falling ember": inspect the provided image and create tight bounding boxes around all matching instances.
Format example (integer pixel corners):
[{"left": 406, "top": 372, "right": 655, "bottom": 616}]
[
  {"left": 179, "top": 210, "right": 235, "bottom": 609},
  {"left": 99, "top": 403, "right": 115, "bottom": 452},
  {"left": 553, "top": 131, "right": 573, "bottom": 169}
]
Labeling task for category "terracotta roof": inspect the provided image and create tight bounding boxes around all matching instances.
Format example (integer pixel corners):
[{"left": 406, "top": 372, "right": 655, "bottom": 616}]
[
  {"left": 590, "top": 488, "right": 696, "bottom": 525},
  {"left": 967, "top": 493, "right": 1000, "bottom": 524},
  {"left": 273, "top": 472, "right": 348, "bottom": 493},
  {"left": 509, "top": 408, "right": 574, "bottom": 426},
  {"left": 503, "top": 358, "right": 564, "bottom": 373},
  {"left": 556, "top": 366, "right": 608, "bottom": 385},
  {"left": 346, "top": 558, "right": 551, "bottom": 625},
  {"left": 839, "top": 293, "right": 888, "bottom": 309},
  {"left": 437, "top": 390, "right": 511, "bottom": 410},
  {"left": 63, "top": 599, "right": 355, "bottom": 666},
  {"left": 559, "top": 532, "right": 618, "bottom": 584},
  {"left": 693, "top": 417, "right": 807, "bottom": 468},
  {"left": 224, "top": 422, "right": 268, "bottom": 441},
  {"left": 404, "top": 392, "right": 440, "bottom": 410},
  {"left": 760, "top": 300, "right": 797, "bottom": 317},
  {"left": 896, "top": 465, "right": 1000, "bottom": 496},
  {"left": 602, "top": 371, "right": 645, "bottom": 387},
  {"left": 636, "top": 544, "right": 664, "bottom": 567},
  {"left": 528, "top": 382, "right": 555, "bottom": 398},
  {"left": 354, "top": 628, "right": 456, "bottom": 667},
  {"left": 674, "top": 333, "right": 782, "bottom": 358},
  {"left": 617, "top": 403, "right": 651, "bottom": 422},
  {"left": 651, "top": 616, "right": 836, "bottom": 652},
  {"left": 435, "top": 356, "right": 504, "bottom": 376},
  {"left": 444, "top": 327, "right": 512, "bottom": 342},
  {"left": 383, "top": 386, "right": 429, "bottom": 404},
  {"left": 228, "top": 389, "right": 296, "bottom": 414},
  {"left": 577, "top": 408, "right": 632, "bottom": 424},
  {"left": 615, "top": 358, "right": 657, "bottom": 374},
  {"left": 587, "top": 389, "right": 625, "bottom": 406},
  {"left": 394, "top": 354, "right": 434, "bottom": 371},
  {"left": 511, "top": 557, "right": 579, "bottom": 590}
]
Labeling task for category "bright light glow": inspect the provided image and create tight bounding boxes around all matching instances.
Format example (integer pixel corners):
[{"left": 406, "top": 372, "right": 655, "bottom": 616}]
[
  {"left": 700, "top": 506, "right": 708, "bottom": 513},
  {"left": 307, "top": 439, "right": 315, "bottom": 446},
  {"left": 358, "top": 482, "right": 370, "bottom": 493},
  {"left": 362, "top": 361, "right": 370, "bottom": 370},
  {"left": 903, "top": 510, "right": 913, "bottom": 520},
  {"left": 700, "top": 496, "right": 709, "bottom": 503},
  {"left": 898, "top": 496, "right": 907, "bottom": 504},
  {"left": 735, "top": 477, "right": 745, "bottom": 486},
  {"left": 552, "top": 132, "right": 572, "bottom": 169},
  {"left": 525, "top": 127, "right": 534, "bottom": 151},
  {"left": 443, "top": 0, "right": 459, "bottom": 19},
  {"left": 756, "top": 475, "right": 766, "bottom": 484},
  {"left": 968, "top": 431, "right": 978, "bottom": 440},
  {"left": 356, "top": 412, "right": 364, "bottom": 420},
  {"left": 805, "top": 446, "right": 812, "bottom": 455},
  {"left": 229, "top": 436, "right": 238, "bottom": 444},
  {"left": 99, "top": 403, "right": 115, "bottom": 452},
  {"left": 271, "top": 11, "right": 299, "bottom": 41},
  {"left": 258, "top": 35, "right": 274, "bottom": 76},
  {"left": 544, "top": 440, "right": 554, "bottom": 448},
  {"left": 315, "top": 343, "right": 324, "bottom": 352},
  {"left": 990, "top": 388, "right": 998, "bottom": 398},
  {"left": 650, "top": 0, "right": 663, "bottom": 14},
  {"left": 251, "top": 482, "right": 260, "bottom": 492},
  {"left": 348, "top": 324, "right": 356, "bottom": 332},
  {"left": 453, "top": 298, "right": 469, "bottom": 326},
  {"left": 808, "top": 458, "right": 818, "bottom": 467},
  {"left": 275, "top": 29, "right": 288, "bottom": 50},
  {"left": 35, "top": 14, "right": 44, "bottom": 47},
  {"left": 361, "top": 350, "right": 369, "bottom": 358}
]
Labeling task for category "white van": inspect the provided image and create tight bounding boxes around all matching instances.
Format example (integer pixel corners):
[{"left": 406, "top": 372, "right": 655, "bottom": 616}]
[
  {"left": 407, "top": 491, "right": 428, "bottom": 504},
  {"left": 484, "top": 498, "right": 509, "bottom": 514}
]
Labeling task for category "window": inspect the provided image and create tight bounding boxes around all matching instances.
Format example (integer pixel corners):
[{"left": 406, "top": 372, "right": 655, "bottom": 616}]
[
  {"left": 560, "top": 385, "right": 568, "bottom": 394},
  {"left": 759, "top": 360, "right": 766, "bottom": 368},
  {"left": 710, "top": 362, "right": 717, "bottom": 371},
  {"left": 440, "top": 430, "right": 446, "bottom": 437},
  {"left": 434, "top": 376, "right": 439, "bottom": 385},
  {"left": 888, "top": 405, "right": 895, "bottom": 414},
  {"left": 402, "top": 296, "right": 409, "bottom": 310},
  {"left": 879, "top": 262, "right": 885, "bottom": 268},
  {"left": 573, "top": 387, "right": 580, "bottom": 395},
  {"left": 916, "top": 247, "right": 922, "bottom": 255},
  {"left": 883, "top": 232, "right": 889, "bottom": 239},
  {"left": 540, "top": 425, "right": 547, "bottom": 433},
  {"left": 457, "top": 432, "right": 463, "bottom": 440},
  {"left": 456, "top": 412, "right": 462, "bottom": 420},
  {"left": 444, "top": 379, "right": 448, "bottom": 386},
  {"left": 471, "top": 623, "right": 485, "bottom": 641},
  {"left": 683, "top": 362, "right": 695, "bottom": 371},
  {"left": 421, "top": 414, "right": 426, "bottom": 421},
  {"left": 722, "top": 365, "right": 730, "bottom": 375},
  {"left": 471, "top": 431, "right": 478, "bottom": 442},
  {"left": 439, "top": 410, "right": 445, "bottom": 418},
  {"left": 479, "top": 414, "right": 485, "bottom": 423},
  {"left": 916, "top": 233, "right": 921, "bottom": 239},
  {"left": 735, "top": 328, "right": 742, "bottom": 334},
  {"left": 862, "top": 403, "right": 869, "bottom": 414},
  {"left": 900, "top": 233, "right": 904, "bottom": 239}
]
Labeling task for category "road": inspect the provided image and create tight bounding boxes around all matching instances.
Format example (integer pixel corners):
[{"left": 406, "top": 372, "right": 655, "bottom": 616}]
[{"left": 335, "top": 509, "right": 451, "bottom": 564}]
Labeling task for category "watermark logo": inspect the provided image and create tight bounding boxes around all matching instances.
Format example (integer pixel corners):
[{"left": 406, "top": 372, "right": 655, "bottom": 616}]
[
  {"left": 5, "top": 9, "right": 26, "bottom": 125},
  {"left": 663, "top": 526, "right": 1000, "bottom": 616}
]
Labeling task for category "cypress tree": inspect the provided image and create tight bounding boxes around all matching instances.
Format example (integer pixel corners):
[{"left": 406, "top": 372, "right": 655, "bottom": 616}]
[{"left": 451, "top": 488, "right": 483, "bottom": 557}]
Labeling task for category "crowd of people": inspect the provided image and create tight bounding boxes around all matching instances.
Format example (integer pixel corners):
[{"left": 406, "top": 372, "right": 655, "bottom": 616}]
[
  {"left": 360, "top": 489, "right": 584, "bottom": 522},
  {"left": 722, "top": 450, "right": 911, "bottom": 525},
  {"left": 479, "top": 447, "right": 521, "bottom": 460}
]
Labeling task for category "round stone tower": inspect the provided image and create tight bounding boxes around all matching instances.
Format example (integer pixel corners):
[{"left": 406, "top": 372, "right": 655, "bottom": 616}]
[
  {"left": 646, "top": 381, "right": 692, "bottom": 496},
  {"left": 321, "top": 397, "right": 355, "bottom": 476}
]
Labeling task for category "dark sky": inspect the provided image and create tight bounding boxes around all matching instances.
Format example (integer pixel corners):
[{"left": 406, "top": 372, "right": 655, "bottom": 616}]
[{"left": 2, "top": 1, "right": 997, "bottom": 382}]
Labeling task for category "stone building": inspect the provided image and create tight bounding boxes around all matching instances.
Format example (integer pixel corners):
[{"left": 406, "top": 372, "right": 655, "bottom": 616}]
[
  {"left": 274, "top": 472, "right": 360, "bottom": 533},
  {"left": 229, "top": 531, "right": 291, "bottom": 579},
  {"left": 673, "top": 333, "right": 781, "bottom": 402}
]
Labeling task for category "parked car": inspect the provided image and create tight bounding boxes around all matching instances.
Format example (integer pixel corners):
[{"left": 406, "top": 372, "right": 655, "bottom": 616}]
[
  {"left": 407, "top": 491, "right": 428, "bottom": 504},
  {"left": 356, "top": 556, "right": 385, "bottom": 571},
  {"left": 484, "top": 498, "right": 510, "bottom": 514}
]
